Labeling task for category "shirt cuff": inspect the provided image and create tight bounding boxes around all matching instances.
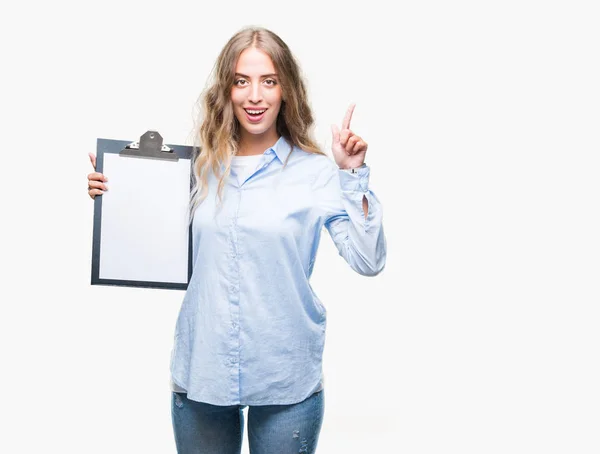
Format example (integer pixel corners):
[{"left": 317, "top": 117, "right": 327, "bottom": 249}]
[{"left": 338, "top": 164, "right": 370, "bottom": 192}]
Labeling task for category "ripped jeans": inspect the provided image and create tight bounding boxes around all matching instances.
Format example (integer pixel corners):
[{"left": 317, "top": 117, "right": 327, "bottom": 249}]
[{"left": 171, "top": 389, "right": 324, "bottom": 454}]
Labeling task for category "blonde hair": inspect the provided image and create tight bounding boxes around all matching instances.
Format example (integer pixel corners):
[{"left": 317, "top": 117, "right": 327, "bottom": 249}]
[{"left": 187, "top": 26, "right": 326, "bottom": 225}]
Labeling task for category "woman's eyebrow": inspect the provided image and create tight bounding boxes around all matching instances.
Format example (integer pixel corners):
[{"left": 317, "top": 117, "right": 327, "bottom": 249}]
[{"left": 235, "top": 73, "right": 278, "bottom": 78}]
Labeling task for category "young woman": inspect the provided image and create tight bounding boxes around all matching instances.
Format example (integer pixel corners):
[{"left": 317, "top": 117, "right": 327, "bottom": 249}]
[{"left": 87, "top": 26, "right": 386, "bottom": 454}]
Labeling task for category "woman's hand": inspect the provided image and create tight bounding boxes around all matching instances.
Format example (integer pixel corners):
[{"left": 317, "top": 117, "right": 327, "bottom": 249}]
[
  {"left": 87, "top": 152, "right": 108, "bottom": 200},
  {"left": 330, "top": 103, "right": 368, "bottom": 169}
]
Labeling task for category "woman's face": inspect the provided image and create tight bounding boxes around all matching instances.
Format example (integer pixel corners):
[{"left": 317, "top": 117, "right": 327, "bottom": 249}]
[{"left": 231, "top": 47, "right": 282, "bottom": 140}]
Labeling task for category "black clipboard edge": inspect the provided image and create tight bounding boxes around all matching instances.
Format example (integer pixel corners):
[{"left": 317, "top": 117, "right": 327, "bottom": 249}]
[{"left": 91, "top": 277, "right": 188, "bottom": 291}]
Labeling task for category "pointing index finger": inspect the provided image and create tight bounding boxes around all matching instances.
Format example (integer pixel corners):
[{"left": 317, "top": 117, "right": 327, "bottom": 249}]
[{"left": 342, "top": 103, "right": 356, "bottom": 130}]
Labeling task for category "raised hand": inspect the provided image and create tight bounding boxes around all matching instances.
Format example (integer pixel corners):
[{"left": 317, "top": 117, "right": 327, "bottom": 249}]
[
  {"left": 87, "top": 152, "right": 108, "bottom": 200},
  {"left": 330, "top": 103, "right": 368, "bottom": 169}
]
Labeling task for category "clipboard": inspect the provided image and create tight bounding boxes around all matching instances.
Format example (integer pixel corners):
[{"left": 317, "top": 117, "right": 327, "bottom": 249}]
[{"left": 91, "top": 130, "right": 197, "bottom": 290}]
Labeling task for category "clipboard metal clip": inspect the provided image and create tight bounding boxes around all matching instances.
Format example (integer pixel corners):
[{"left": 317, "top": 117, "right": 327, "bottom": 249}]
[{"left": 120, "top": 130, "right": 179, "bottom": 161}]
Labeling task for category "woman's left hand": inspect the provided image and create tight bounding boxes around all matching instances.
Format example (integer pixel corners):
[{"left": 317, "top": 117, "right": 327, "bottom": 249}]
[{"left": 331, "top": 103, "right": 368, "bottom": 169}]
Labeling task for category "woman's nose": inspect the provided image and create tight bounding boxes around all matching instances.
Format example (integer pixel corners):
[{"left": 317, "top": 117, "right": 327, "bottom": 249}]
[{"left": 249, "top": 84, "right": 262, "bottom": 102}]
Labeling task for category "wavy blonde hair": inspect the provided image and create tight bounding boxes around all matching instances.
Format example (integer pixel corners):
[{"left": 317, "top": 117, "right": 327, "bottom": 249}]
[{"left": 187, "top": 26, "right": 326, "bottom": 225}]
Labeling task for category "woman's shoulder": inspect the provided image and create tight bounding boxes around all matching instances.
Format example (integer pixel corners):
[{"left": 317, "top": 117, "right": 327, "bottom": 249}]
[
  {"left": 293, "top": 146, "right": 335, "bottom": 170},
  {"left": 291, "top": 147, "right": 337, "bottom": 187}
]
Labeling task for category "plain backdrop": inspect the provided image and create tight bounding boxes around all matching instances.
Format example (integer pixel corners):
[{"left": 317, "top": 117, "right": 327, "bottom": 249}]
[{"left": 1, "top": 0, "right": 599, "bottom": 453}]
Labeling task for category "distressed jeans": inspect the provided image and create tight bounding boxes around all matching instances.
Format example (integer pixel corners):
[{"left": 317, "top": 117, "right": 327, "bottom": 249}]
[{"left": 171, "top": 389, "right": 325, "bottom": 454}]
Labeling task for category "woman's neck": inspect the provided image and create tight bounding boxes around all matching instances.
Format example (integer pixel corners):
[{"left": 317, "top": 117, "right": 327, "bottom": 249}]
[{"left": 237, "top": 133, "right": 280, "bottom": 156}]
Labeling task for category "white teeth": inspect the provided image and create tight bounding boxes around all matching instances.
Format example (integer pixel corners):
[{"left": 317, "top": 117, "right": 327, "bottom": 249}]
[{"left": 246, "top": 109, "right": 266, "bottom": 114}]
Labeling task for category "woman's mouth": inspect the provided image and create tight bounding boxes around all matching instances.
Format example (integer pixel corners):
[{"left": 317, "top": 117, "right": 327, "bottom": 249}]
[{"left": 244, "top": 108, "right": 267, "bottom": 123}]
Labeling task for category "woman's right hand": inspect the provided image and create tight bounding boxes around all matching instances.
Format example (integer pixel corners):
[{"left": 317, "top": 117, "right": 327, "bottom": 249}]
[{"left": 88, "top": 152, "right": 108, "bottom": 200}]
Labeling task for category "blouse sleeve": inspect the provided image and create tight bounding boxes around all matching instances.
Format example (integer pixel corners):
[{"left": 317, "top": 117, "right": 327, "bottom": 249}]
[{"left": 313, "top": 160, "right": 387, "bottom": 276}]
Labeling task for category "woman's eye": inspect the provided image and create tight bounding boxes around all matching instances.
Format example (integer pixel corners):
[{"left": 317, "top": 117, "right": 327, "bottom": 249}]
[{"left": 265, "top": 79, "right": 277, "bottom": 86}]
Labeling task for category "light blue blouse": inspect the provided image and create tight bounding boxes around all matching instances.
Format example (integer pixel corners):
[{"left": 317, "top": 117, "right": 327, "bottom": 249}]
[{"left": 169, "top": 135, "right": 387, "bottom": 405}]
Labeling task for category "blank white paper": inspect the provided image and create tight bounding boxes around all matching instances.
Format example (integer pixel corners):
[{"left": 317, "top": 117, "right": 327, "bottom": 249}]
[{"left": 99, "top": 153, "right": 191, "bottom": 284}]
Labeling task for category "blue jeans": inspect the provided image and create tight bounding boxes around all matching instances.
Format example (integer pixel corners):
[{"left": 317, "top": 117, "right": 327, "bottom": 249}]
[{"left": 171, "top": 389, "right": 325, "bottom": 454}]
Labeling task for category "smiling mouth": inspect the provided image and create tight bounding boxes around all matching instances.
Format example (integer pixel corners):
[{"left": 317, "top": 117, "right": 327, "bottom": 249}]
[{"left": 243, "top": 108, "right": 267, "bottom": 123}]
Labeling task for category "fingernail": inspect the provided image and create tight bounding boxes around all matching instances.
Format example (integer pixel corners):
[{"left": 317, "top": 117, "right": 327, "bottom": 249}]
[{"left": 104, "top": 177, "right": 108, "bottom": 181}]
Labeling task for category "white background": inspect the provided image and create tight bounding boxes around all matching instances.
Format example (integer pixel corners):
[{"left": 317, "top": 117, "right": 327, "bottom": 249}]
[{"left": 1, "top": 0, "right": 599, "bottom": 453}]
